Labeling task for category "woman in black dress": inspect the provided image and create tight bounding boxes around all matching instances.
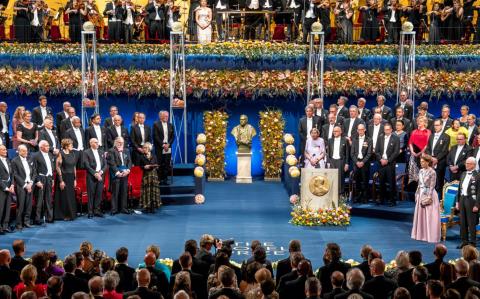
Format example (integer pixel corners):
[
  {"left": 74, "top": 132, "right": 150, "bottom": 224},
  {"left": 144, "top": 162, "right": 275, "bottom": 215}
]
[
  {"left": 13, "top": 0, "right": 31, "bottom": 43},
  {"left": 138, "top": 142, "right": 161, "bottom": 213},
  {"left": 54, "top": 138, "right": 79, "bottom": 221},
  {"left": 448, "top": 0, "right": 463, "bottom": 42},
  {"left": 427, "top": 3, "right": 441, "bottom": 44},
  {"left": 65, "top": 0, "right": 87, "bottom": 43},
  {"left": 16, "top": 110, "right": 38, "bottom": 153},
  {"left": 187, "top": 0, "right": 200, "bottom": 41},
  {"left": 359, "top": 0, "right": 380, "bottom": 42}
]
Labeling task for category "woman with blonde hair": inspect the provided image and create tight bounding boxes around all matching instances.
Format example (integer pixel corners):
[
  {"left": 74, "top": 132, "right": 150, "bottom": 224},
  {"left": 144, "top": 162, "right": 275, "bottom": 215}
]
[
  {"left": 386, "top": 250, "right": 411, "bottom": 281},
  {"left": 138, "top": 142, "right": 161, "bottom": 213},
  {"left": 16, "top": 110, "right": 38, "bottom": 153},
  {"left": 12, "top": 106, "right": 25, "bottom": 148},
  {"left": 13, "top": 264, "right": 47, "bottom": 298}
]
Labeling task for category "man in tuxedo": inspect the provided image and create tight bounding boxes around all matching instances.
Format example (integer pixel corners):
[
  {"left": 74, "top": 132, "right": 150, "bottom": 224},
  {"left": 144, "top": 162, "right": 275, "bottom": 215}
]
[
  {"left": 145, "top": 0, "right": 166, "bottom": 40},
  {"left": 390, "top": 107, "right": 412, "bottom": 134},
  {"left": 439, "top": 105, "right": 453, "bottom": 133},
  {"left": 32, "top": 95, "right": 53, "bottom": 129},
  {"left": 32, "top": 140, "right": 55, "bottom": 224},
  {"left": 0, "top": 145, "right": 14, "bottom": 234},
  {"left": 372, "top": 95, "right": 392, "bottom": 122},
  {"left": 285, "top": 0, "right": 303, "bottom": 41},
  {"left": 428, "top": 280, "right": 443, "bottom": 299},
  {"left": 361, "top": 259, "right": 397, "bottom": 299},
  {"left": 334, "top": 268, "right": 373, "bottom": 299},
  {"left": 276, "top": 240, "right": 301, "bottom": 285},
  {"left": 425, "top": 244, "right": 448, "bottom": 280},
  {"left": 153, "top": 111, "right": 174, "bottom": 184},
  {"left": 107, "top": 115, "right": 129, "bottom": 150},
  {"left": 447, "top": 132, "right": 471, "bottom": 182},
  {"left": 0, "top": 102, "right": 10, "bottom": 149},
  {"left": 466, "top": 114, "right": 478, "bottom": 146},
  {"left": 321, "top": 113, "right": 336, "bottom": 144},
  {"left": 59, "top": 106, "right": 76, "bottom": 139},
  {"left": 343, "top": 105, "right": 365, "bottom": 142},
  {"left": 85, "top": 114, "right": 108, "bottom": 151},
  {"left": 455, "top": 157, "right": 480, "bottom": 248},
  {"left": 195, "top": 234, "right": 216, "bottom": 268},
  {"left": 103, "top": 0, "right": 124, "bottom": 42},
  {"left": 411, "top": 266, "right": 428, "bottom": 299},
  {"left": 62, "top": 255, "right": 89, "bottom": 299},
  {"left": 114, "top": 247, "right": 136, "bottom": 293},
  {"left": 299, "top": 106, "right": 321, "bottom": 160},
  {"left": 301, "top": 0, "right": 320, "bottom": 43},
  {"left": 172, "top": 240, "right": 209, "bottom": 278},
  {"left": 375, "top": 123, "right": 400, "bottom": 206},
  {"left": 38, "top": 117, "right": 60, "bottom": 155},
  {"left": 83, "top": 138, "right": 107, "bottom": 218},
  {"left": 170, "top": 252, "right": 207, "bottom": 299},
  {"left": 351, "top": 124, "right": 372, "bottom": 203},
  {"left": 107, "top": 137, "right": 132, "bottom": 215},
  {"left": 56, "top": 101, "right": 71, "bottom": 129},
  {"left": 394, "top": 91, "right": 413, "bottom": 121},
  {"left": 124, "top": 268, "right": 163, "bottom": 299},
  {"left": 305, "top": 277, "right": 321, "bottom": 299},
  {"left": 130, "top": 112, "right": 151, "bottom": 165},
  {"left": 323, "top": 271, "right": 345, "bottom": 299},
  {"left": 282, "top": 260, "right": 312, "bottom": 299},
  {"left": 12, "top": 145, "right": 35, "bottom": 230},
  {"left": 316, "top": 243, "right": 351, "bottom": 295},
  {"left": 10, "top": 240, "right": 30, "bottom": 274},
  {"left": 65, "top": 116, "right": 86, "bottom": 168},
  {"left": 416, "top": 102, "right": 435, "bottom": 122},
  {"left": 104, "top": 106, "right": 121, "bottom": 128},
  {"left": 0, "top": 250, "right": 21, "bottom": 289},
  {"left": 327, "top": 126, "right": 349, "bottom": 195},
  {"left": 397, "top": 250, "right": 422, "bottom": 292},
  {"left": 211, "top": 0, "right": 228, "bottom": 41},
  {"left": 357, "top": 98, "right": 371, "bottom": 122},
  {"left": 368, "top": 114, "right": 384, "bottom": 155},
  {"left": 313, "top": 98, "right": 328, "bottom": 127},
  {"left": 328, "top": 104, "right": 345, "bottom": 126},
  {"left": 425, "top": 120, "right": 450, "bottom": 192},
  {"left": 336, "top": 96, "right": 349, "bottom": 119},
  {"left": 277, "top": 252, "right": 304, "bottom": 299},
  {"left": 447, "top": 259, "right": 480, "bottom": 298}
]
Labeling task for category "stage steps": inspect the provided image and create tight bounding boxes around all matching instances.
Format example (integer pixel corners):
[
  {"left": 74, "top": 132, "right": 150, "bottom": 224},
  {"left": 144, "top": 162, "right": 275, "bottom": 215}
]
[{"left": 162, "top": 164, "right": 198, "bottom": 205}]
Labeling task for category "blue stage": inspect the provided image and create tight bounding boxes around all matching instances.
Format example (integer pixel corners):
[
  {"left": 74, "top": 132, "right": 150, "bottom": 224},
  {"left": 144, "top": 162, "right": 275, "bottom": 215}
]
[{"left": 0, "top": 180, "right": 463, "bottom": 268}]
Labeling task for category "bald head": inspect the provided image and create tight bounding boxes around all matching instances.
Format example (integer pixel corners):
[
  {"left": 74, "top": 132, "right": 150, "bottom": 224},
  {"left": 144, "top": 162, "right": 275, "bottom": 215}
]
[
  {"left": 144, "top": 252, "right": 156, "bottom": 267},
  {"left": 0, "top": 249, "right": 11, "bottom": 266},
  {"left": 370, "top": 258, "right": 385, "bottom": 276},
  {"left": 331, "top": 271, "right": 344, "bottom": 288},
  {"left": 434, "top": 244, "right": 447, "bottom": 259},
  {"left": 455, "top": 259, "right": 469, "bottom": 277},
  {"left": 137, "top": 269, "right": 151, "bottom": 287}
]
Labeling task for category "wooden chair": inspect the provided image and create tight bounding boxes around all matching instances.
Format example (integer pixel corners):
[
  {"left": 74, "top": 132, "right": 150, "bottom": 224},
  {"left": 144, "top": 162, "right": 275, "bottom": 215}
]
[{"left": 440, "top": 181, "right": 460, "bottom": 241}]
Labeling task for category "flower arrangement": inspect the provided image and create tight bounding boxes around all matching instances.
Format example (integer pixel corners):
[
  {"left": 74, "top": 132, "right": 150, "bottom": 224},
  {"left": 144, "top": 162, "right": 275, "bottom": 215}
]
[
  {"left": 259, "top": 109, "right": 285, "bottom": 180},
  {"left": 1, "top": 42, "right": 479, "bottom": 58},
  {"left": 159, "top": 258, "right": 174, "bottom": 269},
  {"left": 2, "top": 68, "right": 479, "bottom": 99},
  {"left": 290, "top": 203, "right": 351, "bottom": 226},
  {"left": 204, "top": 111, "right": 228, "bottom": 180}
]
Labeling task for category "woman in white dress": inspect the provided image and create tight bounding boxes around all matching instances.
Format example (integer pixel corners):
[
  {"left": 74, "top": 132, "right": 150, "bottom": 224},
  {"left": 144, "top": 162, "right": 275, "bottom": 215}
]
[
  {"left": 195, "top": 0, "right": 212, "bottom": 44},
  {"left": 304, "top": 128, "right": 326, "bottom": 169}
]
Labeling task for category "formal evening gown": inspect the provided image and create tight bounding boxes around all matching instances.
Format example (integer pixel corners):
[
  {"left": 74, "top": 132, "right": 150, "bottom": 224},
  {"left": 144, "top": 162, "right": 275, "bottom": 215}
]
[
  {"left": 139, "top": 154, "right": 162, "bottom": 211},
  {"left": 17, "top": 123, "right": 38, "bottom": 152},
  {"left": 54, "top": 151, "right": 79, "bottom": 220},
  {"left": 411, "top": 167, "right": 441, "bottom": 243},
  {"left": 429, "top": 13, "right": 440, "bottom": 44},
  {"left": 304, "top": 137, "right": 326, "bottom": 169},
  {"left": 196, "top": 7, "right": 212, "bottom": 44}
]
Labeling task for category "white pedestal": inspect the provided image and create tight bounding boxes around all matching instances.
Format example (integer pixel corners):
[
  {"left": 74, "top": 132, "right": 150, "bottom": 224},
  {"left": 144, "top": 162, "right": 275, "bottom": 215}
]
[{"left": 236, "top": 152, "right": 253, "bottom": 183}]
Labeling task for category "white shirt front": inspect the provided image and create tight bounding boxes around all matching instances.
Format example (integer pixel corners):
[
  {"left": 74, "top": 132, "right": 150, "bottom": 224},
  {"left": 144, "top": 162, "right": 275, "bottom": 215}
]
[
  {"left": 119, "top": 150, "right": 124, "bottom": 165},
  {"left": 476, "top": 150, "right": 480, "bottom": 171},
  {"left": 358, "top": 136, "right": 365, "bottom": 159},
  {"left": 92, "top": 149, "right": 101, "bottom": 172},
  {"left": 461, "top": 172, "right": 473, "bottom": 196},
  {"left": 20, "top": 157, "right": 32, "bottom": 185},
  {"left": 441, "top": 119, "right": 448, "bottom": 132},
  {"left": 40, "top": 107, "right": 47, "bottom": 122},
  {"left": 358, "top": 108, "right": 363, "bottom": 118},
  {"left": 316, "top": 109, "right": 323, "bottom": 117},
  {"left": 111, "top": 1, "right": 117, "bottom": 21},
  {"left": 332, "top": 137, "right": 341, "bottom": 159},
  {"left": 263, "top": 0, "right": 271, "bottom": 8},
  {"left": 139, "top": 124, "right": 146, "bottom": 145},
  {"left": 347, "top": 119, "right": 355, "bottom": 137},
  {"left": 0, "top": 113, "right": 7, "bottom": 133},
  {"left": 389, "top": 9, "right": 396, "bottom": 22},
  {"left": 328, "top": 124, "right": 334, "bottom": 139},
  {"left": 93, "top": 125, "right": 103, "bottom": 146},
  {"left": 432, "top": 132, "right": 441, "bottom": 153},
  {"left": 454, "top": 145, "right": 464, "bottom": 165},
  {"left": 0, "top": 157, "right": 9, "bottom": 174},
  {"left": 31, "top": 9, "right": 40, "bottom": 26},
  {"left": 468, "top": 125, "right": 475, "bottom": 139},
  {"left": 115, "top": 126, "right": 122, "bottom": 139},
  {"left": 372, "top": 124, "right": 381, "bottom": 149},
  {"left": 216, "top": 0, "right": 227, "bottom": 10},
  {"left": 46, "top": 128, "right": 56, "bottom": 149},
  {"left": 249, "top": 0, "right": 259, "bottom": 9},
  {"left": 382, "top": 135, "right": 390, "bottom": 160},
  {"left": 73, "top": 128, "right": 84, "bottom": 150},
  {"left": 289, "top": 0, "right": 300, "bottom": 9},
  {"left": 155, "top": 4, "right": 161, "bottom": 20},
  {"left": 42, "top": 151, "right": 53, "bottom": 176},
  {"left": 306, "top": 118, "right": 313, "bottom": 139},
  {"left": 305, "top": 1, "right": 315, "bottom": 18},
  {"left": 336, "top": 106, "right": 344, "bottom": 117},
  {"left": 125, "top": 7, "right": 134, "bottom": 25},
  {"left": 162, "top": 122, "right": 168, "bottom": 144}
]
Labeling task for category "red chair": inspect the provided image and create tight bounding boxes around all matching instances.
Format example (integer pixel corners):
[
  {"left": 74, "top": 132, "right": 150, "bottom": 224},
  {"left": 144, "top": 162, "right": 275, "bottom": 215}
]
[
  {"left": 128, "top": 166, "right": 143, "bottom": 208},
  {"left": 75, "top": 169, "right": 88, "bottom": 215},
  {"left": 102, "top": 171, "right": 112, "bottom": 212}
]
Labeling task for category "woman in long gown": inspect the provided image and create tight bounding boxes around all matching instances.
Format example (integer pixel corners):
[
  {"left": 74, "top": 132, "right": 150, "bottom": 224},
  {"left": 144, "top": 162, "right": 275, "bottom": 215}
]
[
  {"left": 11, "top": 106, "right": 25, "bottom": 149},
  {"left": 139, "top": 142, "right": 161, "bottom": 213},
  {"left": 359, "top": 0, "right": 380, "bottom": 42},
  {"left": 427, "top": 3, "right": 441, "bottom": 44},
  {"left": 188, "top": 0, "right": 200, "bottom": 41},
  {"left": 196, "top": 0, "right": 212, "bottom": 44},
  {"left": 411, "top": 154, "right": 441, "bottom": 243},
  {"left": 16, "top": 110, "right": 38, "bottom": 153},
  {"left": 54, "top": 139, "right": 79, "bottom": 221},
  {"left": 304, "top": 128, "right": 326, "bottom": 169}
]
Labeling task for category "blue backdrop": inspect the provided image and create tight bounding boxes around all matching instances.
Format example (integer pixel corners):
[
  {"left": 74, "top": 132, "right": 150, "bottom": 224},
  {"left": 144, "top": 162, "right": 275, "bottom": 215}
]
[{"left": 3, "top": 93, "right": 477, "bottom": 177}]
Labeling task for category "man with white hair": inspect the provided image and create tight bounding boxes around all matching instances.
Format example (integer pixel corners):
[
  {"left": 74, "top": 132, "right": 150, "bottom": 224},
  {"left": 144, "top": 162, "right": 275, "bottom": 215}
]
[
  {"left": 153, "top": 111, "right": 174, "bottom": 184},
  {"left": 38, "top": 117, "right": 60, "bottom": 155},
  {"left": 65, "top": 116, "right": 86, "bottom": 167},
  {"left": 11, "top": 144, "right": 35, "bottom": 230},
  {"left": 107, "top": 137, "right": 132, "bottom": 215},
  {"left": 84, "top": 138, "right": 107, "bottom": 218},
  {"left": 0, "top": 102, "right": 10, "bottom": 149},
  {"left": 335, "top": 268, "right": 373, "bottom": 299},
  {"left": 32, "top": 140, "right": 55, "bottom": 224},
  {"left": 107, "top": 115, "right": 129, "bottom": 150},
  {"left": 0, "top": 145, "right": 14, "bottom": 233},
  {"left": 455, "top": 156, "right": 480, "bottom": 248}
]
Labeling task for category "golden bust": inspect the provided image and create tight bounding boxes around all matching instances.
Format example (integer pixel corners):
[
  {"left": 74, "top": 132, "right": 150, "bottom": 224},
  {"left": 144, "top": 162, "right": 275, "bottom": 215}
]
[
  {"left": 231, "top": 115, "right": 257, "bottom": 153},
  {"left": 309, "top": 175, "right": 330, "bottom": 196}
]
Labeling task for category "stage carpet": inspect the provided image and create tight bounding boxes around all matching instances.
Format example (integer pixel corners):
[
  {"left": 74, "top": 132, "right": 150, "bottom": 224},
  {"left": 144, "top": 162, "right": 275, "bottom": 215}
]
[{"left": 0, "top": 181, "right": 463, "bottom": 267}]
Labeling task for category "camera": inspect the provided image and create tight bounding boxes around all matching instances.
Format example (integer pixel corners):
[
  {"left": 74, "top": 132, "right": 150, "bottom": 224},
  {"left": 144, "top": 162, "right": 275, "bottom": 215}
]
[{"left": 214, "top": 238, "right": 235, "bottom": 248}]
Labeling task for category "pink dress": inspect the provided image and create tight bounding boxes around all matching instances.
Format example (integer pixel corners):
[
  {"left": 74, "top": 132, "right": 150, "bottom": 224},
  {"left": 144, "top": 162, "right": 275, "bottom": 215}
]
[{"left": 411, "top": 167, "right": 441, "bottom": 243}]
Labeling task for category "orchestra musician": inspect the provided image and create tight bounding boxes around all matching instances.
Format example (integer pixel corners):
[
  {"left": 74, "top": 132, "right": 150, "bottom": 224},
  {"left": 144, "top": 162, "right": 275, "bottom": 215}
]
[
  {"left": 123, "top": 0, "right": 137, "bottom": 43},
  {"left": 165, "top": 0, "right": 180, "bottom": 37},
  {"left": 65, "top": 0, "right": 87, "bottom": 43},
  {"left": 146, "top": 0, "right": 166, "bottom": 40},
  {"left": 302, "top": 0, "right": 320, "bottom": 44},
  {"left": 13, "top": 0, "right": 32, "bottom": 43},
  {"left": 104, "top": 0, "right": 124, "bottom": 42},
  {"left": 286, "top": 0, "right": 303, "bottom": 40},
  {"left": 30, "top": 0, "right": 50, "bottom": 42},
  {"left": 318, "top": 0, "right": 331, "bottom": 40},
  {"left": 358, "top": 0, "right": 380, "bottom": 43},
  {"left": 334, "top": 0, "right": 353, "bottom": 44},
  {"left": 85, "top": 0, "right": 104, "bottom": 37},
  {"left": 402, "top": 0, "right": 425, "bottom": 41},
  {"left": 382, "top": 0, "right": 402, "bottom": 44},
  {"left": 211, "top": 0, "right": 229, "bottom": 42}
]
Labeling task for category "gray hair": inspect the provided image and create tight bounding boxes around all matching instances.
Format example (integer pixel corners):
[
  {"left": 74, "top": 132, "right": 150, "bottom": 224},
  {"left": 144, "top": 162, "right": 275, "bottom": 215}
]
[
  {"left": 305, "top": 105, "right": 314, "bottom": 112},
  {"left": 114, "top": 137, "right": 124, "bottom": 147},
  {"left": 71, "top": 116, "right": 80, "bottom": 122},
  {"left": 17, "top": 144, "right": 28, "bottom": 152},
  {"left": 395, "top": 251, "right": 410, "bottom": 269},
  {"left": 103, "top": 271, "right": 120, "bottom": 291},
  {"left": 346, "top": 268, "right": 365, "bottom": 290},
  {"left": 173, "top": 290, "right": 189, "bottom": 299},
  {"left": 38, "top": 140, "right": 49, "bottom": 148},
  {"left": 113, "top": 115, "right": 122, "bottom": 121}
]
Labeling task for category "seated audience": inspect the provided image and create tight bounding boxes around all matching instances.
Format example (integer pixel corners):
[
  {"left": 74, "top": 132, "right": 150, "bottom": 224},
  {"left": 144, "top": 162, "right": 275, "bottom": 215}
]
[
  {"left": 447, "top": 259, "right": 480, "bottom": 298},
  {"left": 335, "top": 268, "right": 373, "bottom": 299},
  {"left": 362, "top": 258, "right": 398, "bottom": 299},
  {"left": 13, "top": 264, "right": 47, "bottom": 299},
  {"left": 123, "top": 269, "right": 163, "bottom": 299}
]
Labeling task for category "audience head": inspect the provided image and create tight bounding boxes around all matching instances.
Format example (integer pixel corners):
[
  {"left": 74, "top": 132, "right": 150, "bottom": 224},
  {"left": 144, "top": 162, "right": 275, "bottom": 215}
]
[
  {"left": 173, "top": 290, "right": 189, "bottom": 299},
  {"left": 109, "top": 106, "right": 119, "bottom": 117},
  {"left": 399, "top": 90, "right": 408, "bottom": 102},
  {"left": 144, "top": 252, "right": 156, "bottom": 267},
  {"left": 443, "top": 289, "right": 461, "bottom": 299},
  {"left": 159, "top": 110, "right": 169, "bottom": 122},
  {"left": 90, "top": 113, "right": 101, "bottom": 125},
  {"left": 396, "top": 107, "right": 405, "bottom": 118},
  {"left": 0, "top": 145, "right": 7, "bottom": 158},
  {"left": 357, "top": 97, "right": 366, "bottom": 108},
  {"left": 346, "top": 268, "right": 365, "bottom": 290},
  {"left": 333, "top": 126, "right": 342, "bottom": 138},
  {"left": 460, "top": 105, "right": 470, "bottom": 116},
  {"left": 462, "top": 245, "right": 479, "bottom": 263},
  {"left": 0, "top": 285, "right": 12, "bottom": 299},
  {"left": 72, "top": 292, "right": 90, "bottom": 299},
  {"left": 100, "top": 257, "right": 115, "bottom": 274},
  {"left": 393, "top": 287, "right": 411, "bottom": 299},
  {"left": 116, "top": 247, "right": 129, "bottom": 264},
  {"left": 13, "top": 106, "right": 25, "bottom": 121},
  {"left": 103, "top": 270, "right": 120, "bottom": 292},
  {"left": 467, "top": 114, "right": 477, "bottom": 127},
  {"left": 71, "top": 116, "right": 81, "bottom": 128},
  {"left": 219, "top": 266, "right": 236, "bottom": 288},
  {"left": 305, "top": 277, "right": 321, "bottom": 298},
  {"left": 31, "top": 251, "right": 49, "bottom": 271},
  {"left": 61, "top": 138, "right": 73, "bottom": 151},
  {"left": 88, "top": 276, "right": 104, "bottom": 296},
  {"left": 427, "top": 280, "right": 443, "bottom": 298},
  {"left": 179, "top": 252, "right": 193, "bottom": 270},
  {"left": 200, "top": 234, "right": 215, "bottom": 250},
  {"left": 331, "top": 271, "right": 344, "bottom": 288},
  {"left": 289, "top": 240, "right": 301, "bottom": 253},
  {"left": 44, "top": 117, "right": 53, "bottom": 130},
  {"left": 441, "top": 105, "right": 450, "bottom": 119},
  {"left": 253, "top": 246, "right": 267, "bottom": 264},
  {"left": 373, "top": 113, "right": 382, "bottom": 125},
  {"left": 137, "top": 268, "right": 151, "bottom": 287},
  {"left": 67, "top": 107, "right": 76, "bottom": 118},
  {"left": 466, "top": 156, "right": 477, "bottom": 171},
  {"left": 290, "top": 252, "right": 304, "bottom": 269},
  {"left": 260, "top": 278, "right": 276, "bottom": 298},
  {"left": 20, "top": 291, "right": 36, "bottom": 299},
  {"left": 457, "top": 132, "right": 467, "bottom": 147},
  {"left": 250, "top": 240, "right": 262, "bottom": 252},
  {"left": 305, "top": 105, "right": 314, "bottom": 117},
  {"left": 38, "top": 95, "right": 47, "bottom": 106},
  {"left": 395, "top": 251, "right": 410, "bottom": 270},
  {"left": 440, "top": 262, "right": 455, "bottom": 286},
  {"left": 184, "top": 240, "right": 198, "bottom": 257},
  {"left": 349, "top": 105, "right": 358, "bottom": 118},
  {"left": 22, "top": 110, "right": 32, "bottom": 123},
  {"left": 329, "top": 104, "right": 338, "bottom": 115},
  {"left": 47, "top": 276, "right": 63, "bottom": 297},
  {"left": 455, "top": 259, "right": 470, "bottom": 277},
  {"left": 368, "top": 250, "right": 382, "bottom": 264},
  {"left": 20, "top": 264, "right": 37, "bottom": 286},
  {"left": 412, "top": 266, "right": 428, "bottom": 283},
  {"left": 376, "top": 95, "right": 385, "bottom": 106},
  {"left": 245, "top": 262, "right": 263, "bottom": 284},
  {"left": 254, "top": 268, "right": 272, "bottom": 284},
  {"left": 0, "top": 249, "right": 11, "bottom": 266},
  {"left": 337, "top": 96, "right": 347, "bottom": 106},
  {"left": 357, "top": 123, "right": 366, "bottom": 136},
  {"left": 451, "top": 119, "right": 461, "bottom": 130},
  {"left": 360, "top": 245, "right": 373, "bottom": 260},
  {"left": 173, "top": 271, "right": 192, "bottom": 296},
  {"left": 114, "top": 137, "right": 124, "bottom": 150},
  {"left": 409, "top": 250, "right": 422, "bottom": 267},
  {"left": 297, "top": 260, "right": 312, "bottom": 277},
  {"left": 370, "top": 258, "right": 386, "bottom": 276}
]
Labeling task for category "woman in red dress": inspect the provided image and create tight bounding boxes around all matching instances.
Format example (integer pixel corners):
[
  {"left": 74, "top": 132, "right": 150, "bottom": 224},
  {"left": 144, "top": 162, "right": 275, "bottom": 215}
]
[
  {"left": 409, "top": 116, "right": 432, "bottom": 166},
  {"left": 13, "top": 265, "right": 47, "bottom": 299}
]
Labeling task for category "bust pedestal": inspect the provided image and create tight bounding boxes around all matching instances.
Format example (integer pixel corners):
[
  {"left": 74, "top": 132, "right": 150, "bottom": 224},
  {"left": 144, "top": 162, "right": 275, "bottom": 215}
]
[{"left": 236, "top": 152, "right": 252, "bottom": 183}]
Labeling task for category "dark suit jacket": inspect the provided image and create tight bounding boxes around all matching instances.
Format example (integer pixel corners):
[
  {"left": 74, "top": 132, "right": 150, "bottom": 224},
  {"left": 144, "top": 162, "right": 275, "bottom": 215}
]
[
  {"left": 367, "top": 124, "right": 384, "bottom": 151},
  {"left": 440, "top": 117, "right": 454, "bottom": 133},
  {"left": 85, "top": 126, "right": 108, "bottom": 150},
  {"left": 123, "top": 287, "right": 163, "bottom": 299},
  {"left": 375, "top": 134, "right": 400, "bottom": 164},
  {"left": 209, "top": 287, "right": 245, "bottom": 299},
  {"left": 337, "top": 106, "right": 349, "bottom": 119},
  {"left": 334, "top": 289, "right": 373, "bottom": 299},
  {"left": 324, "top": 288, "right": 346, "bottom": 299},
  {"left": 130, "top": 124, "right": 152, "bottom": 150},
  {"left": 10, "top": 255, "right": 30, "bottom": 274},
  {"left": 56, "top": 111, "right": 68, "bottom": 128},
  {"left": 61, "top": 272, "right": 89, "bottom": 299},
  {"left": 411, "top": 282, "right": 427, "bottom": 299},
  {"left": 153, "top": 121, "right": 174, "bottom": 153},
  {"left": 355, "top": 260, "right": 371, "bottom": 281},
  {"left": 284, "top": 275, "right": 308, "bottom": 299},
  {"left": 145, "top": 2, "right": 166, "bottom": 21},
  {"left": 103, "top": 1, "right": 125, "bottom": 20},
  {"left": 343, "top": 118, "right": 365, "bottom": 139},
  {"left": 390, "top": 117, "right": 412, "bottom": 133},
  {"left": 0, "top": 156, "right": 13, "bottom": 190},
  {"left": 275, "top": 257, "right": 292, "bottom": 286},
  {"left": 12, "top": 156, "right": 36, "bottom": 188},
  {"left": 65, "top": 127, "right": 86, "bottom": 151},
  {"left": 394, "top": 102, "right": 413, "bottom": 121},
  {"left": 59, "top": 118, "right": 73, "bottom": 139},
  {"left": 425, "top": 132, "right": 450, "bottom": 162},
  {"left": 397, "top": 268, "right": 414, "bottom": 293},
  {"left": 107, "top": 147, "right": 132, "bottom": 178},
  {"left": 38, "top": 128, "right": 60, "bottom": 152},
  {"left": 170, "top": 269, "right": 207, "bottom": 299},
  {"left": 277, "top": 270, "right": 299, "bottom": 299},
  {"left": 0, "top": 112, "right": 10, "bottom": 136},
  {"left": 447, "top": 144, "right": 472, "bottom": 168},
  {"left": 351, "top": 136, "right": 372, "bottom": 163},
  {"left": 171, "top": 256, "right": 209, "bottom": 279},
  {"left": 0, "top": 265, "right": 20, "bottom": 288},
  {"left": 32, "top": 105, "right": 53, "bottom": 127},
  {"left": 114, "top": 263, "right": 136, "bottom": 293},
  {"left": 299, "top": 116, "right": 322, "bottom": 144},
  {"left": 468, "top": 125, "right": 479, "bottom": 146},
  {"left": 361, "top": 275, "right": 398, "bottom": 299},
  {"left": 107, "top": 125, "right": 130, "bottom": 149},
  {"left": 373, "top": 106, "right": 393, "bottom": 121},
  {"left": 455, "top": 171, "right": 480, "bottom": 207},
  {"left": 425, "top": 259, "right": 448, "bottom": 280},
  {"left": 32, "top": 151, "right": 55, "bottom": 182},
  {"left": 447, "top": 277, "right": 480, "bottom": 299},
  {"left": 322, "top": 123, "right": 335, "bottom": 143},
  {"left": 83, "top": 149, "right": 107, "bottom": 177},
  {"left": 195, "top": 249, "right": 215, "bottom": 268},
  {"left": 358, "top": 108, "right": 372, "bottom": 122},
  {"left": 315, "top": 108, "right": 328, "bottom": 127},
  {"left": 316, "top": 260, "right": 351, "bottom": 294},
  {"left": 327, "top": 137, "right": 350, "bottom": 164}
]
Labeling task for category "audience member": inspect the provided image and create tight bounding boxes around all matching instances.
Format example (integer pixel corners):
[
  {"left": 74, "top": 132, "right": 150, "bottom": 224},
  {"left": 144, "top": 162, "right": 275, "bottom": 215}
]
[
  {"left": 425, "top": 244, "right": 448, "bottom": 280},
  {"left": 46, "top": 276, "right": 63, "bottom": 299},
  {"left": 114, "top": 247, "right": 136, "bottom": 293},
  {"left": 447, "top": 259, "right": 480, "bottom": 298},
  {"left": 124, "top": 269, "right": 163, "bottom": 299},
  {"left": 323, "top": 271, "right": 345, "bottom": 299},
  {"left": 208, "top": 266, "right": 244, "bottom": 299},
  {"left": 362, "top": 258, "right": 398, "bottom": 299},
  {"left": 276, "top": 240, "right": 301, "bottom": 286},
  {"left": 103, "top": 271, "right": 122, "bottom": 299},
  {"left": 13, "top": 264, "right": 47, "bottom": 299},
  {"left": 316, "top": 243, "right": 351, "bottom": 295},
  {"left": 0, "top": 249, "right": 21, "bottom": 288},
  {"left": 335, "top": 268, "right": 373, "bottom": 299}
]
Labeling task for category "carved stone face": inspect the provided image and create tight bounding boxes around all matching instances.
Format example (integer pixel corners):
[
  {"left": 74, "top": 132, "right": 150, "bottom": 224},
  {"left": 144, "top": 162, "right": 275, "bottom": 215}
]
[{"left": 240, "top": 115, "right": 248, "bottom": 126}]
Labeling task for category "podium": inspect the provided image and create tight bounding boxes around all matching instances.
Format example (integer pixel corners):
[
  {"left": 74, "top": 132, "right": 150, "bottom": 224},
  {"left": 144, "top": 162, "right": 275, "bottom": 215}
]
[
  {"left": 236, "top": 152, "right": 253, "bottom": 183},
  {"left": 300, "top": 168, "right": 339, "bottom": 210}
]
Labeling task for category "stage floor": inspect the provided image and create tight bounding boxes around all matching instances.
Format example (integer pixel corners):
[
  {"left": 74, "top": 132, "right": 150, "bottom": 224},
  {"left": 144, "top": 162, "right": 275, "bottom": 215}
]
[{"left": 0, "top": 181, "right": 463, "bottom": 268}]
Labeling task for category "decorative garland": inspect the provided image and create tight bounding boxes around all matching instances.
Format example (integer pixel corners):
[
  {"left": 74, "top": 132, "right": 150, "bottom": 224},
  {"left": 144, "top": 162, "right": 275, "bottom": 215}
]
[
  {"left": 259, "top": 109, "right": 285, "bottom": 180},
  {"left": 204, "top": 111, "right": 228, "bottom": 180},
  {"left": 1, "top": 42, "right": 479, "bottom": 58},
  {"left": 2, "top": 68, "right": 480, "bottom": 99},
  {"left": 194, "top": 134, "right": 207, "bottom": 204},
  {"left": 290, "top": 203, "right": 351, "bottom": 226}
]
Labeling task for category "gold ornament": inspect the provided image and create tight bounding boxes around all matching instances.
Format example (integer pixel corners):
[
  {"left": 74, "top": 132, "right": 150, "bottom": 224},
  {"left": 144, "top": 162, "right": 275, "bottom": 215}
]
[
  {"left": 286, "top": 145, "right": 296, "bottom": 155},
  {"left": 194, "top": 166, "right": 204, "bottom": 177},
  {"left": 195, "top": 155, "right": 206, "bottom": 166},
  {"left": 311, "top": 22, "right": 323, "bottom": 32},
  {"left": 196, "top": 133, "right": 207, "bottom": 144},
  {"left": 196, "top": 144, "right": 206, "bottom": 154},
  {"left": 286, "top": 155, "right": 298, "bottom": 166},
  {"left": 290, "top": 166, "right": 300, "bottom": 178},
  {"left": 402, "top": 22, "right": 414, "bottom": 32},
  {"left": 284, "top": 134, "right": 294, "bottom": 145},
  {"left": 308, "top": 175, "right": 330, "bottom": 196}
]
